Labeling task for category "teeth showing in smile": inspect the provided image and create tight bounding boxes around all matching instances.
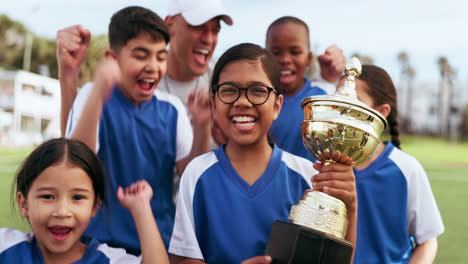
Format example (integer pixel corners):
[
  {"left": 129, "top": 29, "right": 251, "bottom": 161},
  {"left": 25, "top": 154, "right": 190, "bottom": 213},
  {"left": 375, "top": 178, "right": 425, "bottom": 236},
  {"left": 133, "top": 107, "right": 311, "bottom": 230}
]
[
  {"left": 232, "top": 116, "right": 256, "bottom": 123},
  {"left": 195, "top": 49, "right": 209, "bottom": 55},
  {"left": 280, "top": 70, "right": 293, "bottom": 76},
  {"left": 142, "top": 79, "right": 156, "bottom": 83}
]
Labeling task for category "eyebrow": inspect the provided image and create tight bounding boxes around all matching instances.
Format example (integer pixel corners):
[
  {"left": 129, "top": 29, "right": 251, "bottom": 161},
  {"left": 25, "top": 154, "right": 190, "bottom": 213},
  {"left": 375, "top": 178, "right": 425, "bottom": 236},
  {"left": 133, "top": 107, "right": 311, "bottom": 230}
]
[
  {"left": 34, "top": 187, "right": 91, "bottom": 193},
  {"left": 224, "top": 81, "right": 271, "bottom": 87},
  {"left": 132, "top": 47, "right": 149, "bottom": 53},
  {"left": 72, "top": 188, "right": 92, "bottom": 193},
  {"left": 249, "top": 81, "right": 270, "bottom": 86},
  {"left": 35, "top": 187, "right": 56, "bottom": 192},
  {"left": 132, "top": 47, "right": 168, "bottom": 55},
  {"left": 157, "top": 49, "right": 168, "bottom": 55}
]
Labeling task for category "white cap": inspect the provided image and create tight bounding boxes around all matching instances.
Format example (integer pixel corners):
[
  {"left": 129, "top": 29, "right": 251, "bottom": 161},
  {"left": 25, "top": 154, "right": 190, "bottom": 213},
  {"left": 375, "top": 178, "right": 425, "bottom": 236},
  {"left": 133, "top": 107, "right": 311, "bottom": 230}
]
[{"left": 167, "top": 0, "right": 233, "bottom": 26}]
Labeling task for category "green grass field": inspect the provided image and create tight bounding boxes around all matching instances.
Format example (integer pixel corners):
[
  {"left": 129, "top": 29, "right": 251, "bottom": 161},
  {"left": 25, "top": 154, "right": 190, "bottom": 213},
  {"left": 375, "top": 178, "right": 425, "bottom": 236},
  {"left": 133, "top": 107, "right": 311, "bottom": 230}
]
[
  {"left": 0, "top": 148, "right": 31, "bottom": 232},
  {"left": 401, "top": 136, "right": 468, "bottom": 263},
  {"left": 0, "top": 136, "right": 467, "bottom": 262}
]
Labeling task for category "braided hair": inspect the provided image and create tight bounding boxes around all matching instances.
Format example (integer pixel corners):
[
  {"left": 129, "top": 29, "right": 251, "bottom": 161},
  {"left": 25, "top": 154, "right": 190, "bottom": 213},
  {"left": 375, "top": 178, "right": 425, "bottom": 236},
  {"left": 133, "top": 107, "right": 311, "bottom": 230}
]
[{"left": 359, "top": 65, "right": 401, "bottom": 149}]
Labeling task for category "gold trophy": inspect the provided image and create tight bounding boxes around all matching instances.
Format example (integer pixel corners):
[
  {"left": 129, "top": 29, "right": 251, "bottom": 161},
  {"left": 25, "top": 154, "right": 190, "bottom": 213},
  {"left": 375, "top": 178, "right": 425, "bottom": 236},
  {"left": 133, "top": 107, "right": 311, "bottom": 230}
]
[{"left": 265, "top": 57, "right": 388, "bottom": 263}]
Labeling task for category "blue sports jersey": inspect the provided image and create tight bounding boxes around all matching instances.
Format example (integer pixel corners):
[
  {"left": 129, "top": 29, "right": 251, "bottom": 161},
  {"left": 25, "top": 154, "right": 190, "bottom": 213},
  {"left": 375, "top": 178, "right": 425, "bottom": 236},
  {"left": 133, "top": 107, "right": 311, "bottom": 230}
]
[
  {"left": 0, "top": 228, "right": 141, "bottom": 263},
  {"left": 270, "top": 78, "right": 326, "bottom": 161},
  {"left": 67, "top": 84, "right": 193, "bottom": 253},
  {"left": 353, "top": 142, "right": 444, "bottom": 264},
  {"left": 169, "top": 145, "right": 316, "bottom": 264}
]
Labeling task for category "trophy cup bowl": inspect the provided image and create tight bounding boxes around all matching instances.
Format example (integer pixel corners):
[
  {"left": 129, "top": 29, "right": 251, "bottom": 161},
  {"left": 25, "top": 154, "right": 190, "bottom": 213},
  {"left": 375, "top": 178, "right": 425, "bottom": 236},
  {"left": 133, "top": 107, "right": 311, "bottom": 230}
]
[
  {"left": 300, "top": 95, "right": 387, "bottom": 167},
  {"left": 265, "top": 58, "right": 388, "bottom": 263}
]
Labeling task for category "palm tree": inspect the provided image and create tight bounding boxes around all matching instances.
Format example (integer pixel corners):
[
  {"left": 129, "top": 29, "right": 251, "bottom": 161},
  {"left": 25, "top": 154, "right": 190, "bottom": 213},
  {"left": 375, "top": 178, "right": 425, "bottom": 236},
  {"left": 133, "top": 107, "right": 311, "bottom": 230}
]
[
  {"left": 397, "top": 51, "right": 415, "bottom": 133},
  {"left": 437, "top": 57, "right": 450, "bottom": 136},
  {"left": 406, "top": 65, "right": 416, "bottom": 132}
]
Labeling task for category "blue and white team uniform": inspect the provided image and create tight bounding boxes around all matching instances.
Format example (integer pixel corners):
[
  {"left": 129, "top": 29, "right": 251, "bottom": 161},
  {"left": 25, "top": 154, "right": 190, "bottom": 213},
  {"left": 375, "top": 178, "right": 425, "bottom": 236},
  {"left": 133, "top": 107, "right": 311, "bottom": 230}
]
[
  {"left": 354, "top": 142, "right": 444, "bottom": 264},
  {"left": 67, "top": 83, "right": 193, "bottom": 254},
  {"left": 169, "top": 145, "right": 316, "bottom": 264},
  {"left": 0, "top": 228, "right": 141, "bottom": 263},
  {"left": 270, "top": 78, "right": 327, "bottom": 162}
]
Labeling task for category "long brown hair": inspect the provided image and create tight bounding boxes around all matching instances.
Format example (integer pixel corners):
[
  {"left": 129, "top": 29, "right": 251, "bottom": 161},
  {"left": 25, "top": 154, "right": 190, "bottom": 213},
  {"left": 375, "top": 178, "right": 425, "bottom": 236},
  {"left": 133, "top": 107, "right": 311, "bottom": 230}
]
[{"left": 359, "top": 65, "right": 401, "bottom": 149}]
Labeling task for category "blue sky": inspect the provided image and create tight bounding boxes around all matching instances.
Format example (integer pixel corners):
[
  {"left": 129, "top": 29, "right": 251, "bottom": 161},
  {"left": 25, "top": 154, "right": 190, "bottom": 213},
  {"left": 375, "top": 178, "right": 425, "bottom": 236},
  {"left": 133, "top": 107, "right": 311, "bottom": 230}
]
[{"left": 1, "top": 0, "right": 467, "bottom": 84}]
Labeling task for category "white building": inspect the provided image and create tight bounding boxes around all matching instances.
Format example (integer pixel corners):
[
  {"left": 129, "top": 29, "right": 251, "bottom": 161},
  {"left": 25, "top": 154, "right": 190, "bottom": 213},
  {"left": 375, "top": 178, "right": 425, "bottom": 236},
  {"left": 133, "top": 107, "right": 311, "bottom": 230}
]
[
  {"left": 397, "top": 80, "right": 467, "bottom": 137},
  {"left": 0, "top": 69, "right": 60, "bottom": 146}
]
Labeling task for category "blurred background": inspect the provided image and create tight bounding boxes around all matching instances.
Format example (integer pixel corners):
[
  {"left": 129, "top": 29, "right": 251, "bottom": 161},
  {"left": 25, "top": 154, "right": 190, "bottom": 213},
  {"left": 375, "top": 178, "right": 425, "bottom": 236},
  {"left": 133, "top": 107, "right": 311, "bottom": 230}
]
[{"left": 0, "top": 0, "right": 467, "bottom": 262}]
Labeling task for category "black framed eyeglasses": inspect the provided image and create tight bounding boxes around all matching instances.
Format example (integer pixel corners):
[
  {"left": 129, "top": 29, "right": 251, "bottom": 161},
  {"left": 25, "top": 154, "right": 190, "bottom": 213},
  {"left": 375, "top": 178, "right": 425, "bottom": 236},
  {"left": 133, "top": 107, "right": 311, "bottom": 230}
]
[{"left": 213, "top": 82, "right": 278, "bottom": 105}]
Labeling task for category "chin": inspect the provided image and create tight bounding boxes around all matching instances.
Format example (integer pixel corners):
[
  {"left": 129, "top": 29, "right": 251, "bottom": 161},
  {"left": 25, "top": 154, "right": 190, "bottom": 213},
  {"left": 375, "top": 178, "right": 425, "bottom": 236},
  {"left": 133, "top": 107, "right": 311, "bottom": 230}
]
[
  {"left": 191, "top": 65, "right": 209, "bottom": 76},
  {"left": 232, "top": 137, "right": 261, "bottom": 147}
]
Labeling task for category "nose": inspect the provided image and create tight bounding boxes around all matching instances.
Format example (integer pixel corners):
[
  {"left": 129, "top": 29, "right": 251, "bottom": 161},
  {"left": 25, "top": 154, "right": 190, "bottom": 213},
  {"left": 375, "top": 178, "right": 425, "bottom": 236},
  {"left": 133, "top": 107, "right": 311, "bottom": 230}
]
[
  {"left": 52, "top": 199, "right": 72, "bottom": 218},
  {"left": 233, "top": 89, "right": 252, "bottom": 107},
  {"left": 277, "top": 53, "right": 291, "bottom": 65},
  {"left": 144, "top": 57, "right": 159, "bottom": 73},
  {"left": 200, "top": 29, "right": 216, "bottom": 46}
]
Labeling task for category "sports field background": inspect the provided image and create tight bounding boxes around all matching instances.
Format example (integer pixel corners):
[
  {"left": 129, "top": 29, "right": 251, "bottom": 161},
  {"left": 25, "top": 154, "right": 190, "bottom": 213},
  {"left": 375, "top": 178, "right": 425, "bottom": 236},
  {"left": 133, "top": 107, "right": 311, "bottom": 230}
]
[{"left": 1, "top": 136, "right": 467, "bottom": 263}]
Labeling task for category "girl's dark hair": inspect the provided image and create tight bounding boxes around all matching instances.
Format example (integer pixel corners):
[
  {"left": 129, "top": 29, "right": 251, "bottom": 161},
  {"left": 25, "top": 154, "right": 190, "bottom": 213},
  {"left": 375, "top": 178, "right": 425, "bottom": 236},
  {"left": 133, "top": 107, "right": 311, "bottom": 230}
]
[
  {"left": 210, "top": 43, "right": 281, "bottom": 94},
  {"left": 12, "top": 138, "right": 106, "bottom": 207},
  {"left": 359, "top": 65, "right": 401, "bottom": 149},
  {"left": 266, "top": 16, "right": 310, "bottom": 48},
  {"left": 109, "top": 6, "right": 170, "bottom": 52}
]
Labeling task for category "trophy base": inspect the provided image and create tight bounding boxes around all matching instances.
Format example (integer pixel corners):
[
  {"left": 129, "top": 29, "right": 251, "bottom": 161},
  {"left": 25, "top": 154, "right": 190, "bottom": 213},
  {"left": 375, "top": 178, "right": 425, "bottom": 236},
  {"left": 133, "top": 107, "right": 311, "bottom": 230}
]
[{"left": 265, "top": 221, "right": 353, "bottom": 264}]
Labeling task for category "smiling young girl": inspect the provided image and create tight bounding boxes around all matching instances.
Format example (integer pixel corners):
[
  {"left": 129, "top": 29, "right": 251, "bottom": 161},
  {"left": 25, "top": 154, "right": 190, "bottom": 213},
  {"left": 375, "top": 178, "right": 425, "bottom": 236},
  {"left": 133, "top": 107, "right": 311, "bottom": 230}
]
[
  {"left": 338, "top": 65, "right": 444, "bottom": 264},
  {"left": 168, "top": 43, "right": 357, "bottom": 264},
  {"left": 0, "top": 138, "right": 169, "bottom": 264}
]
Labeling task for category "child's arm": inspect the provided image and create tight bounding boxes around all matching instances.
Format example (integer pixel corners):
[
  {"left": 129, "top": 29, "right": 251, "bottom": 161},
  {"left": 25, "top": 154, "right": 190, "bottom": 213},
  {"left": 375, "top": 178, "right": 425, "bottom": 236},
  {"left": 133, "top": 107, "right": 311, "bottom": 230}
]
[
  {"left": 409, "top": 238, "right": 438, "bottom": 264},
  {"left": 406, "top": 158, "right": 443, "bottom": 263},
  {"left": 70, "top": 57, "right": 119, "bottom": 152},
  {"left": 117, "top": 180, "right": 169, "bottom": 264},
  {"left": 312, "top": 162, "right": 357, "bottom": 263},
  {"left": 56, "top": 25, "right": 91, "bottom": 136},
  {"left": 175, "top": 88, "right": 211, "bottom": 175}
]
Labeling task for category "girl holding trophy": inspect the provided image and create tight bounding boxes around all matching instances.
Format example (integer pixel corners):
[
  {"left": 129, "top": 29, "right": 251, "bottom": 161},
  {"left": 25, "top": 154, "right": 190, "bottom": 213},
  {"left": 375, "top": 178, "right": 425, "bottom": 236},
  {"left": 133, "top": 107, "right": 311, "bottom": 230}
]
[
  {"left": 338, "top": 65, "right": 444, "bottom": 263},
  {"left": 169, "top": 43, "right": 357, "bottom": 264}
]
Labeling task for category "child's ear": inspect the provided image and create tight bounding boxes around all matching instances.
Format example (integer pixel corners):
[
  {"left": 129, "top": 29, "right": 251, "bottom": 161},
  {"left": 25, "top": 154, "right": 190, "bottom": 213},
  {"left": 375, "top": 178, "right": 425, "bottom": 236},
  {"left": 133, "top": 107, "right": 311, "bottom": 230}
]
[
  {"left": 307, "top": 51, "right": 313, "bottom": 65},
  {"left": 92, "top": 200, "right": 101, "bottom": 217},
  {"left": 375, "top": 103, "right": 391, "bottom": 118},
  {"left": 17, "top": 192, "right": 28, "bottom": 218},
  {"left": 273, "top": 94, "right": 284, "bottom": 120},
  {"left": 209, "top": 93, "right": 216, "bottom": 111},
  {"left": 105, "top": 49, "right": 117, "bottom": 60}
]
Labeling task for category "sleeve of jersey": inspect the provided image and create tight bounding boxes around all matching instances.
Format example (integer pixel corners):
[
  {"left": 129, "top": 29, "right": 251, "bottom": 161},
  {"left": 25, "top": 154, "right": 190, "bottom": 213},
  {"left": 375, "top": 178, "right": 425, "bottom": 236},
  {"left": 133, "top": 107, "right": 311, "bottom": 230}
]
[
  {"left": 0, "top": 228, "right": 33, "bottom": 254},
  {"left": 405, "top": 158, "right": 445, "bottom": 244},
  {"left": 282, "top": 151, "right": 316, "bottom": 188},
  {"left": 96, "top": 243, "right": 142, "bottom": 263},
  {"left": 174, "top": 97, "right": 193, "bottom": 161},
  {"left": 64, "top": 82, "right": 100, "bottom": 152},
  {"left": 169, "top": 156, "right": 209, "bottom": 260}
]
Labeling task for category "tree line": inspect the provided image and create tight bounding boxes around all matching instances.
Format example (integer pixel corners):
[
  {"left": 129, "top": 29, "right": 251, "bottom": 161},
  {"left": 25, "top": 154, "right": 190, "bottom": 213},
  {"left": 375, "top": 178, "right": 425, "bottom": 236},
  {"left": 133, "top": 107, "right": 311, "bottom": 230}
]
[
  {"left": 352, "top": 52, "right": 467, "bottom": 140},
  {"left": 0, "top": 14, "right": 107, "bottom": 86},
  {"left": 1, "top": 13, "right": 467, "bottom": 140}
]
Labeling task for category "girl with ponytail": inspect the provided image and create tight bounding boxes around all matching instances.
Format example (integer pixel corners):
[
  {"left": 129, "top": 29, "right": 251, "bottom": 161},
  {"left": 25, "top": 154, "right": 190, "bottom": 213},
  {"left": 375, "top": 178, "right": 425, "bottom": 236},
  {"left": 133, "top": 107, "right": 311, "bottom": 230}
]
[{"left": 338, "top": 65, "right": 444, "bottom": 263}]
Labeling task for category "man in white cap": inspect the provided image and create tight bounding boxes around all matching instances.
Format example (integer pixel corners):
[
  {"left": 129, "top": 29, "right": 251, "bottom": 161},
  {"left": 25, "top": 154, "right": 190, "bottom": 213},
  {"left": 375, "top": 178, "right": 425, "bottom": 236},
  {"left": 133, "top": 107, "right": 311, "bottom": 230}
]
[{"left": 158, "top": 0, "right": 233, "bottom": 105}]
